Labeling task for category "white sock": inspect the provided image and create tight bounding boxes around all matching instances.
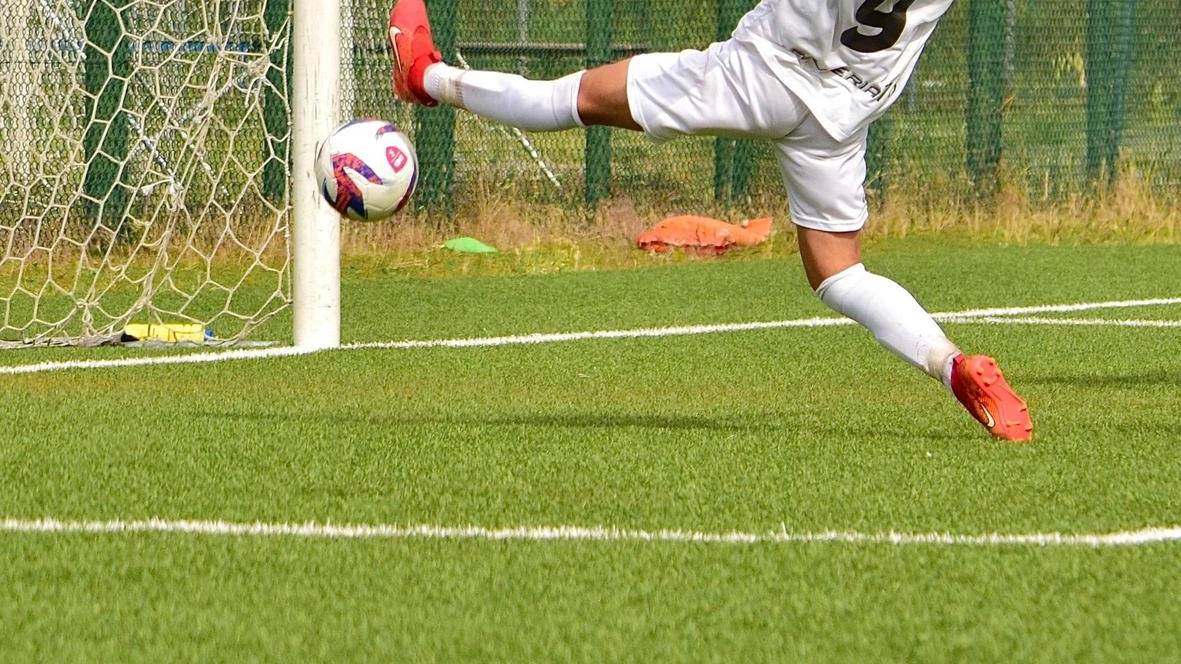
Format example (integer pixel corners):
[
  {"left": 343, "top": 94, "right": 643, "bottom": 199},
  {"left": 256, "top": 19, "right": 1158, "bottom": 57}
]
[
  {"left": 816, "top": 263, "right": 961, "bottom": 385},
  {"left": 422, "top": 64, "right": 585, "bottom": 132}
]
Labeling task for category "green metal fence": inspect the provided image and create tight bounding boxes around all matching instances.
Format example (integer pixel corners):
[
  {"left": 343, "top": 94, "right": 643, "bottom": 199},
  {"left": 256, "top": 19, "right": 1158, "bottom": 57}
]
[
  {"left": 0, "top": 0, "right": 1170, "bottom": 341},
  {"left": 3, "top": 0, "right": 1178, "bottom": 229},
  {"left": 345, "top": 0, "right": 1179, "bottom": 215}
]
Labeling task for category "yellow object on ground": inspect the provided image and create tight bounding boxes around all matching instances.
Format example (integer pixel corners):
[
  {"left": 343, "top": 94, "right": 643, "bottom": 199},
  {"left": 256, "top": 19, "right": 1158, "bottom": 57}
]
[{"left": 124, "top": 323, "right": 209, "bottom": 344}]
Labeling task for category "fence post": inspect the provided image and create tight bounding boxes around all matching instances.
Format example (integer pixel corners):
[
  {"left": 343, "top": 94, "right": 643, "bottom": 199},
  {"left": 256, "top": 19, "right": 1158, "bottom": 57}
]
[
  {"left": 966, "top": 0, "right": 1006, "bottom": 196},
  {"left": 1103, "top": 0, "right": 1137, "bottom": 185},
  {"left": 416, "top": 0, "right": 457, "bottom": 213},
  {"left": 82, "top": 0, "right": 131, "bottom": 235},
  {"left": 585, "top": 0, "right": 613, "bottom": 208},
  {"left": 714, "top": 0, "right": 753, "bottom": 206},
  {"left": 865, "top": 115, "right": 891, "bottom": 199},
  {"left": 262, "top": 0, "right": 290, "bottom": 202},
  {"left": 1085, "top": 0, "right": 1113, "bottom": 186},
  {"left": 6, "top": 3, "right": 35, "bottom": 180}
]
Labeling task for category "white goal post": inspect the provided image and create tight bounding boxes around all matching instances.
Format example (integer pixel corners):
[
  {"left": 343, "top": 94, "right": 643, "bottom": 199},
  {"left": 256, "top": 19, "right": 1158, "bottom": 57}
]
[
  {"left": 0, "top": 0, "right": 350, "bottom": 348},
  {"left": 292, "top": 0, "right": 342, "bottom": 348}
]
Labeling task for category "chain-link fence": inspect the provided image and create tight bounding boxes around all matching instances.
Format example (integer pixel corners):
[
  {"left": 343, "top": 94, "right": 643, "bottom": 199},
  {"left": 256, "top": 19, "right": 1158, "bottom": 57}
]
[
  {"left": 0, "top": 0, "right": 1172, "bottom": 342},
  {"left": 345, "top": 0, "right": 1179, "bottom": 215},
  {"left": 4, "top": 1, "right": 1176, "bottom": 228}
]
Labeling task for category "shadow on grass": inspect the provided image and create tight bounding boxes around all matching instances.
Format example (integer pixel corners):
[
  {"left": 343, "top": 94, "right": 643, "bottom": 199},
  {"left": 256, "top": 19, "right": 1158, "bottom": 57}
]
[
  {"left": 195, "top": 408, "right": 977, "bottom": 443},
  {"left": 195, "top": 410, "right": 777, "bottom": 433},
  {"left": 1023, "top": 370, "right": 1181, "bottom": 389},
  {"left": 416, "top": 413, "right": 772, "bottom": 432}
]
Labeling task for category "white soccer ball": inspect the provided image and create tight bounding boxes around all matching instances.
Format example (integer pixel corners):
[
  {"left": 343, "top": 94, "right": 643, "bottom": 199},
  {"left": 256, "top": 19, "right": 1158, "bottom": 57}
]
[{"left": 314, "top": 118, "right": 418, "bottom": 221}]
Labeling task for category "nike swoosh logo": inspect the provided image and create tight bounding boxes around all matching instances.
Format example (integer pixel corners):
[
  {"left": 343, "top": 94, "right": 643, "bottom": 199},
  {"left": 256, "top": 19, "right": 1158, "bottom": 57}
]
[
  {"left": 389, "top": 26, "right": 403, "bottom": 66},
  {"left": 981, "top": 405, "right": 996, "bottom": 429}
]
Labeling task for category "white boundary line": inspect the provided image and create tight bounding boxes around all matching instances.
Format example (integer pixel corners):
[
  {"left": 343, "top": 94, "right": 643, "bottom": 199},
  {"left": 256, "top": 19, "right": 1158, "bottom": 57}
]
[
  {"left": 0, "top": 297, "right": 1177, "bottom": 375},
  {"left": 943, "top": 316, "right": 1181, "bottom": 328},
  {"left": 2, "top": 518, "right": 1179, "bottom": 547}
]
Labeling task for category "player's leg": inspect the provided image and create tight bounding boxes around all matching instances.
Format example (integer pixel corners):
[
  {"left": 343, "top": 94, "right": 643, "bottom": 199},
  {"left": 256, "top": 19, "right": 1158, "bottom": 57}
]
[
  {"left": 796, "top": 225, "right": 962, "bottom": 392},
  {"left": 388, "top": 0, "right": 637, "bottom": 131},
  {"left": 781, "top": 116, "right": 1032, "bottom": 441},
  {"left": 575, "top": 60, "right": 642, "bottom": 131},
  {"left": 423, "top": 58, "right": 641, "bottom": 132},
  {"left": 390, "top": 0, "right": 800, "bottom": 139}
]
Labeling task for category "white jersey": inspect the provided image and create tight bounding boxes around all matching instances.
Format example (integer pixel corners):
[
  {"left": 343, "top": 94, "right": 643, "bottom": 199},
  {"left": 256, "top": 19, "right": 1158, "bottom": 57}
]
[{"left": 732, "top": 0, "right": 955, "bottom": 141}]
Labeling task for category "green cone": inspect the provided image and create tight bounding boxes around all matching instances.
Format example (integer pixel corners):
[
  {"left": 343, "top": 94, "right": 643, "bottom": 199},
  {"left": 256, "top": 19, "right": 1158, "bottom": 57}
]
[{"left": 443, "top": 237, "right": 498, "bottom": 254}]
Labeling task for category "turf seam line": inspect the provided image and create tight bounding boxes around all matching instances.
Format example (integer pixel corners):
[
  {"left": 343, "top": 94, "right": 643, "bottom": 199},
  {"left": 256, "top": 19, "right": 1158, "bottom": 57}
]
[
  {"left": 1, "top": 297, "right": 1177, "bottom": 375},
  {"left": 2, "top": 518, "right": 1179, "bottom": 547}
]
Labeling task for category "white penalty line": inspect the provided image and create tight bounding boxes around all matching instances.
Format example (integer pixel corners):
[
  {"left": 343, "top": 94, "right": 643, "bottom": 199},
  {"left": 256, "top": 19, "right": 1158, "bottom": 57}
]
[
  {"left": 2, "top": 518, "right": 1180, "bottom": 548},
  {"left": 1, "top": 297, "right": 1178, "bottom": 375}
]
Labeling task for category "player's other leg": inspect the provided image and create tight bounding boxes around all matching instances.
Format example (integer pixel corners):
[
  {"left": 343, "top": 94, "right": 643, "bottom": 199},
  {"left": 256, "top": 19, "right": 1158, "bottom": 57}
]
[
  {"left": 387, "top": 0, "right": 638, "bottom": 131},
  {"left": 782, "top": 119, "right": 1032, "bottom": 441},
  {"left": 798, "top": 227, "right": 1033, "bottom": 441}
]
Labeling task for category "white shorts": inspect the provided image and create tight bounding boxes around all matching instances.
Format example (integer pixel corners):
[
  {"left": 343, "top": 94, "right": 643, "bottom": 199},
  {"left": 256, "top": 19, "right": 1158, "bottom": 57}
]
[{"left": 626, "top": 40, "right": 869, "bottom": 232}]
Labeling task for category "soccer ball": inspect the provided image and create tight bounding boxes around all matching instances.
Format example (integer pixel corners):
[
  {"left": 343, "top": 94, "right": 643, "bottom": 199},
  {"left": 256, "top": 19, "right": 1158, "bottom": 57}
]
[{"left": 314, "top": 118, "right": 418, "bottom": 221}]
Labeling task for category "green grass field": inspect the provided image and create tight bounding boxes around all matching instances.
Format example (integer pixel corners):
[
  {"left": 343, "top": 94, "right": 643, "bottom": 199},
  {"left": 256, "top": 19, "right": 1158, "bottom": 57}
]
[{"left": 1, "top": 240, "right": 1179, "bottom": 662}]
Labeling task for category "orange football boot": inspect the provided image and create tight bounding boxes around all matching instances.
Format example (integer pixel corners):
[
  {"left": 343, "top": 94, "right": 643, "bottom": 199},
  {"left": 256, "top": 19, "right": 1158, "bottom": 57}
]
[
  {"left": 388, "top": 0, "right": 442, "bottom": 106},
  {"left": 950, "top": 354, "right": 1033, "bottom": 442}
]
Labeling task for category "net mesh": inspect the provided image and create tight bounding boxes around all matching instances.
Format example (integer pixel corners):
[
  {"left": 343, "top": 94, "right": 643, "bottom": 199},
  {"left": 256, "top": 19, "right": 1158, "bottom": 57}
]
[{"left": 0, "top": 0, "right": 289, "bottom": 345}]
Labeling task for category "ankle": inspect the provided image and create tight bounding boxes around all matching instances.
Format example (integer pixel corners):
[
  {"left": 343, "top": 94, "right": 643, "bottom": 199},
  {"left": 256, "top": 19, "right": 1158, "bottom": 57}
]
[
  {"left": 410, "top": 52, "right": 443, "bottom": 102},
  {"left": 943, "top": 352, "right": 964, "bottom": 390},
  {"left": 420, "top": 62, "right": 455, "bottom": 106}
]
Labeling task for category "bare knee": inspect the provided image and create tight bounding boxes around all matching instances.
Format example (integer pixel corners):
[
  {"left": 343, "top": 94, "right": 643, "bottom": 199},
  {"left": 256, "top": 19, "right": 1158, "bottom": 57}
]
[
  {"left": 576, "top": 59, "right": 642, "bottom": 130},
  {"left": 797, "top": 226, "right": 863, "bottom": 290}
]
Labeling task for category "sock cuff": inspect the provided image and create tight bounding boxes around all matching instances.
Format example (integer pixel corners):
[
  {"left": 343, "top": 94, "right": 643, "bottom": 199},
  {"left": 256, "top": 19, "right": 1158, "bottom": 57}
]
[
  {"left": 423, "top": 63, "right": 460, "bottom": 107},
  {"left": 556, "top": 71, "right": 586, "bottom": 128},
  {"left": 815, "top": 262, "right": 866, "bottom": 299}
]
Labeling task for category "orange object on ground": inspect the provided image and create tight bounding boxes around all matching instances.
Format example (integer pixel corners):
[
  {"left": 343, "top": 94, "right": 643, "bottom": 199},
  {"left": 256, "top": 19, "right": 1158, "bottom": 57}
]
[{"left": 637, "top": 215, "right": 772, "bottom": 255}]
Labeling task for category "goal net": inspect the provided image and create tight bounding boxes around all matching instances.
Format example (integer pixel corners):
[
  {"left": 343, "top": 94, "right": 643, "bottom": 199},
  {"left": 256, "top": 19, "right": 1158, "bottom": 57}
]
[{"left": 0, "top": 0, "right": 295, "bottom": 346}]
